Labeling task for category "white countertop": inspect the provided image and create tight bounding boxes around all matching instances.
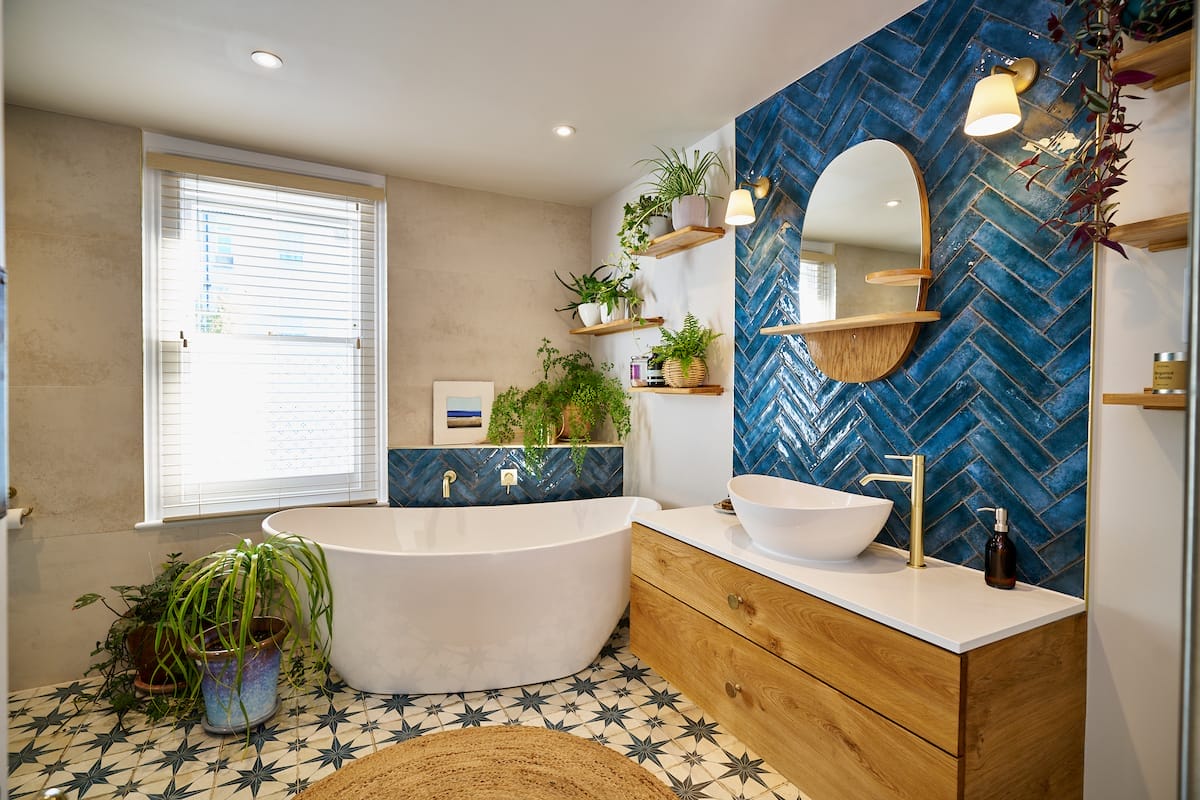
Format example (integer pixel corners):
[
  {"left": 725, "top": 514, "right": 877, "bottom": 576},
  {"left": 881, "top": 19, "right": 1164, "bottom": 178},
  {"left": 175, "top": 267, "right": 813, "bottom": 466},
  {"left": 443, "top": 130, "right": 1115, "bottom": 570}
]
[{"left": 633, "top": 506, "right": 1085, "bottom": 654}]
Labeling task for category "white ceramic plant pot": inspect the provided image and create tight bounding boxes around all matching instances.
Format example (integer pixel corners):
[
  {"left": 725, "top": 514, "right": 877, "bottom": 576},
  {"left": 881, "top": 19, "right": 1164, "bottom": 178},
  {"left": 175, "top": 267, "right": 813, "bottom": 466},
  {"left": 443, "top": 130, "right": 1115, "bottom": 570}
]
[
  {"left": 578, "top": 302, "right": 602, "bottom": 327},
  {"left": 600, "top": 298, "right": 627, "bottom": 325},
  {"left": 646, "top": 214, "right": 672, "bottom": 239},
  {"left": 671, "top": 196, "right": 708, "bottom": 230}
]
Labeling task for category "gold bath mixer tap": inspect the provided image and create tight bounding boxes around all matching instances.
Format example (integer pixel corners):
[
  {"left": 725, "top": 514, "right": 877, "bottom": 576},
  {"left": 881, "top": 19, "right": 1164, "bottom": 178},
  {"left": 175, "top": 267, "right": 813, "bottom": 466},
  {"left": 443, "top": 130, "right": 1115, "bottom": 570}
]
[
  {"left": 442, "top": 469, "right": 457, "bottom": 499},
  {"left": 859, "top": 454, "right": 926, "bottom": 569}
]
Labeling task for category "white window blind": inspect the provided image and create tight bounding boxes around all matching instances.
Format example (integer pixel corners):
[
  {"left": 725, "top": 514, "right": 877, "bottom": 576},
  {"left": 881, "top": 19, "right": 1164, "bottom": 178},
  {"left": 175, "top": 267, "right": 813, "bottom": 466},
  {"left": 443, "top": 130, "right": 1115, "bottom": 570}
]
[
  {"left": 145, "top": 157, "right": 382, "bottom": 522},
  {"left": 798, "top": 257, "right": 836, "bottom": 323}
]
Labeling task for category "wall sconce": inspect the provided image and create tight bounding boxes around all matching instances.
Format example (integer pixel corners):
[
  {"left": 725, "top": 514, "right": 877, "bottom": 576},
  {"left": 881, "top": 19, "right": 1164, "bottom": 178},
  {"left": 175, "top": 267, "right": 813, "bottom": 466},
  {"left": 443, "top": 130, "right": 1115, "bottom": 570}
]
[
  {"left": 963, "top": 57, "right": 1039, "bottom": 137},
  {"left": 724, "top": 176, "right": 772, "bottom": 226}
]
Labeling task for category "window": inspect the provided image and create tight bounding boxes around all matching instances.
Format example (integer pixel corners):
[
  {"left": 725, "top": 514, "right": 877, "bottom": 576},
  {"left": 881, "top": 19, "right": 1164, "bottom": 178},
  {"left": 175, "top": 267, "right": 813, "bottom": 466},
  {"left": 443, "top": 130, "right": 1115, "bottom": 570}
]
[
  {"left": 798, "top": 256, "right": 836, "bottom": 323},
  {"left": 144, "top": 151, "right": 385, "bottom": 522}
]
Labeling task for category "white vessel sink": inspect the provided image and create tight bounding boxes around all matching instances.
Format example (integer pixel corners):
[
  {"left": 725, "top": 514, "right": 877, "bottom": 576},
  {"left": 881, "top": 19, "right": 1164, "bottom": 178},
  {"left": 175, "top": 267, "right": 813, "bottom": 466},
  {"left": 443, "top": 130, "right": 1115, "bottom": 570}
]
[{"left": 727, "top": 474, "right": 893, "bottom": 562}]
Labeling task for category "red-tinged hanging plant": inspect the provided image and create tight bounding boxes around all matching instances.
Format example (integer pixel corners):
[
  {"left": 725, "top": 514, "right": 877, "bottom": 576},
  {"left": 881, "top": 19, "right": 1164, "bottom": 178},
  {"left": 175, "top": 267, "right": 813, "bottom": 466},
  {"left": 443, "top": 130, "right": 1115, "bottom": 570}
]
[{"left": 1014, "top": 0, "right": 1192, "bottom": 258}]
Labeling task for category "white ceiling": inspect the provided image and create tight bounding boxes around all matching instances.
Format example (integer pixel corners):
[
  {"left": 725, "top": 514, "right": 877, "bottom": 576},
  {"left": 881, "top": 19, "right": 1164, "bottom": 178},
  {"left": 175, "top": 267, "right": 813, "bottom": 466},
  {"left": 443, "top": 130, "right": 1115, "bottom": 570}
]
[{"left": 4, "top": 0, "right": 921, "bottom": 207}]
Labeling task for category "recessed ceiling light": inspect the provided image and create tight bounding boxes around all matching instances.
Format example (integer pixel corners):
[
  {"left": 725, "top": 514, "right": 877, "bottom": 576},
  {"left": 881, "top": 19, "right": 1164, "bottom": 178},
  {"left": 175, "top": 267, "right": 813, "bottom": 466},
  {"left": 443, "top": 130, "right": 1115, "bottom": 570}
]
[
  {"left": 884, "top": 199, "right": 901, "bottom": 207},
  {"left": 251, "top": 50, "right": 284, "bottom": 69},
  {"left": 553, "top": 124, "right": 576, "bottom": 138}
]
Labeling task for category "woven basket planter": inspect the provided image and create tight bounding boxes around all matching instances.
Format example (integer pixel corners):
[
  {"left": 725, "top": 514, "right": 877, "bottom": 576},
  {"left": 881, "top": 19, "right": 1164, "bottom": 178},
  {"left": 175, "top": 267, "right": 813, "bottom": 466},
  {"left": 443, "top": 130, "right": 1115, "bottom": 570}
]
[{"left": 663, "top": 358, "right": 707, "bottom": 388}]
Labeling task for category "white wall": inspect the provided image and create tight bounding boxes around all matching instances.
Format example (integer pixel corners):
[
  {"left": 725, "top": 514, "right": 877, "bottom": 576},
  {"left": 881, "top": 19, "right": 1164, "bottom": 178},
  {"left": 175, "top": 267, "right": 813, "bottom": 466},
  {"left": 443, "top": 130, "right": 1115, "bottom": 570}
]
[
  {"left": 590, "top": 124, "right": 736, "bottom": 508},
  {"left": 1086, "top": 77, "right": 1190, "bottom": 798}
]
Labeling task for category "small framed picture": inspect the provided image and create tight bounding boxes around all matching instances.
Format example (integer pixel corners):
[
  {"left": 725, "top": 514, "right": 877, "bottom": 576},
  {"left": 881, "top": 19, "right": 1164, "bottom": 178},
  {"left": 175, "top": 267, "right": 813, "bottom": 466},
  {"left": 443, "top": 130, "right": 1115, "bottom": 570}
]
[{"left": 432, "top": 381, "right": 494, "bottom": 445}]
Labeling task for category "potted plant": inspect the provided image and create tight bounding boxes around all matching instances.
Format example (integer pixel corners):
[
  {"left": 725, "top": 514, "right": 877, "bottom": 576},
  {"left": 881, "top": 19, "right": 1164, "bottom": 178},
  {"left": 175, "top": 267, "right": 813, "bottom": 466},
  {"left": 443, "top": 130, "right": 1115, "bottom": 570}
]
[
  {"left": 618, "top": 193, "right": 671, "bottom": 255},
  {"left": 488, "top": 338, "right": 631, "bottom": 476},
  {"left": 651, "top": 313, "right": 722, "bottom": 388},
  {"left": 73, "top": 553, "right": 195, "bottom": 719},
  {"left": 1015, "top": 0, "right": 1192, "bottom": 256},
  {"left": 637, "top": 146, "right": 728, "bottom": 230},
  {"left": 595, "top": 255, "right": 642, "bottom": 324},
  {"left": 555, "top": 265, "right": 608, "bottom": 326},
  {"left": 160, "top": 534, "right": 333, "bottom": 734}
]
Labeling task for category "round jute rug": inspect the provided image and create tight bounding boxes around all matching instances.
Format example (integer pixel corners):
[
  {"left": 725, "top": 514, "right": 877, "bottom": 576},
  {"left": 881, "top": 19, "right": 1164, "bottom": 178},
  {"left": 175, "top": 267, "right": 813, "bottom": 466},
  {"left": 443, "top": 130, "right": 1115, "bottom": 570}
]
[{"left": 295, "top": 725, "right": 677, "bottom": 800}]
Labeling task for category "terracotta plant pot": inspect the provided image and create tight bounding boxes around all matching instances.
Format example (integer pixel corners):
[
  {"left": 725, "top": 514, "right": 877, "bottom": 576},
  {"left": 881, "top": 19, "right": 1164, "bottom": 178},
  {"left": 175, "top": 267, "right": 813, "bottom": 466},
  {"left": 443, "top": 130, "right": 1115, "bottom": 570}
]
[
  {"left": 557, "top": 404, "right": 594, "bottom": 441},
  {"left": 126, "top": 624, "right": 186, "bottom": 694},
  {"left": 664, "top": 358, "right": 707, "bottom": 388}
]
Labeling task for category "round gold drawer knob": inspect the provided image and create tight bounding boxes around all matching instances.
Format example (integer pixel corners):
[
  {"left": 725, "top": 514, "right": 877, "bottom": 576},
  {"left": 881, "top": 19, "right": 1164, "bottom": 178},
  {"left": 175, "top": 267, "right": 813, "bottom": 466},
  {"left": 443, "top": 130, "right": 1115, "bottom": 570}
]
[
  {"left": 727, "top": 593, "right": 743, "bottom": 609},
  {"left": 724, "top": 681, "right": 742, "bottom": 698}
]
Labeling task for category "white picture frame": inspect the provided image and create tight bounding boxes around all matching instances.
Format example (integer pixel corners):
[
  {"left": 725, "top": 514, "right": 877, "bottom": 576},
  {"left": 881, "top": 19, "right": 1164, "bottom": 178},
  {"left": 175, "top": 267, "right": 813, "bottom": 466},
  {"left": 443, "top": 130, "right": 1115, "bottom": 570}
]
[{"left": 432, "top": 381, "right": 494, "bottom": 445}]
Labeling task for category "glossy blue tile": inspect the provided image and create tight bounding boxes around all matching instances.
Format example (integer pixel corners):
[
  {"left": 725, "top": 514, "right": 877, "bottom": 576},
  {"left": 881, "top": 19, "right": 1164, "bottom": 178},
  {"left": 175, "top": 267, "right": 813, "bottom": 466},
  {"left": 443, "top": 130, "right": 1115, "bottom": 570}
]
[{"left": 734, "top": 0, "right": 1089, "bottom": 596}]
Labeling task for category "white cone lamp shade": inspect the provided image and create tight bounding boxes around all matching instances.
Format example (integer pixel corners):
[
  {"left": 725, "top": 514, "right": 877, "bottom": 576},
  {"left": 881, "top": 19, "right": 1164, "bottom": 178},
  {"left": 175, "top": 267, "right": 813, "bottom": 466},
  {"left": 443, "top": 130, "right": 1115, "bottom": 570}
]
[
  {"left": 963, "top": 72, "right": 1022, "bottom": 136},
  {"left": 724, "top": 188, "right": 756, "bottom": 226}
]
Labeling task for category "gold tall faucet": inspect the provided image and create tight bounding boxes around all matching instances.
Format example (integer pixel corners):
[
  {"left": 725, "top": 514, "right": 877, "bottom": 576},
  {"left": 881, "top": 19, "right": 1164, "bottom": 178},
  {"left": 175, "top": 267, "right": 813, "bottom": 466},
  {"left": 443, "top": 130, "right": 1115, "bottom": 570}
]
[{"left": 859, "top": 454, "right": 926, "bottom": 569}]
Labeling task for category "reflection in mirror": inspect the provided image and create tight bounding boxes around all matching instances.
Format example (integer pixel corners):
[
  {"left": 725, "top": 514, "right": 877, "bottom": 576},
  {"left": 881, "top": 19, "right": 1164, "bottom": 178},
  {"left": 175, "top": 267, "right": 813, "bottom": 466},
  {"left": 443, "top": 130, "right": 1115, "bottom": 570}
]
[{"left": 799, "top": 139, "right": 928, "bottom": 323}]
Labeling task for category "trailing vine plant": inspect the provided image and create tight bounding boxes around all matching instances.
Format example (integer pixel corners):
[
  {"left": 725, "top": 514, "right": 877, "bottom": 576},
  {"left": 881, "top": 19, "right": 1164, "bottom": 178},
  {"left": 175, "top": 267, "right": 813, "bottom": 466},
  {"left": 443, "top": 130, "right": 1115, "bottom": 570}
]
[{"left": 1015, "top": 0, "right": 1191, "bottom": 257}]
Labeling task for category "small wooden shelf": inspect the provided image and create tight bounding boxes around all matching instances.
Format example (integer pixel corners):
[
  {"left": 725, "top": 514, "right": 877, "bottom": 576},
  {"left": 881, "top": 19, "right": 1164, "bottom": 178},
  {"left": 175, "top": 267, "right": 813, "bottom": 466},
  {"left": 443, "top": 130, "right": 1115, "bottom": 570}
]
[
  {"left": 865, "top": 268, "right": 932, "bottom": 286},
  {"left": 630, "top": 385, "right": 725, "bottom": 396},
  {"left": 1112, "top": 29, "right": 1193, "bottom": 91},
  {"left": 1102, "top": 389, "right": 1186, "bottom": 410},
  {"left": 569, "top": 317, "right": 664, "bottom": 336},
  {"left": 760, "top": 310, "right": 941, "bottom": 336},
  {"left": 634, "top": 226, "right": 726, "bottom": 259},
  {"left": 1109, "top": 212, "right": 1189, "bottom": 252}
]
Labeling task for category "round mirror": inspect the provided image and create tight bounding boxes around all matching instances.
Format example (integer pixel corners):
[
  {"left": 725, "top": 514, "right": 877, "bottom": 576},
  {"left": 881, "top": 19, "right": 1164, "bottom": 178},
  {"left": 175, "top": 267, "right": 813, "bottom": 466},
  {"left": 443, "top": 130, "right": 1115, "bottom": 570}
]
[{"left": 798, "top": 140, "right": 929, "bottom": 323}]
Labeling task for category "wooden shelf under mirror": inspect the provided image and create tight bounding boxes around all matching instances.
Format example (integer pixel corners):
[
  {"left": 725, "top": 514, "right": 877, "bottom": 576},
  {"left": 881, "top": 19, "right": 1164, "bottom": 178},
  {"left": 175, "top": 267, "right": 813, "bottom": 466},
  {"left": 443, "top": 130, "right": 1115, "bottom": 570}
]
[
  {"left": 1102, "top": 389, "right": 1186, "bottom": 410},
  {"left": 630, "top": 385, "right": 725, "bottom": 396},
  {"left": 865, "top": 268, "right": 932, "bottom": 286},
  {"left": 1112, "top": 29, "right": 1192, "bottom": 91},
  {"left": 762, "top": 311, "right": 940, "bottom": 384},
  {"left": 1109, "top": 212, "right": 1189, "bottom": 252},
  {"left": 634, "top": 226, "right": 726, "bottom": 259},
  {"left": 569, "top": 317, "right": 664, "bottom": 336}
]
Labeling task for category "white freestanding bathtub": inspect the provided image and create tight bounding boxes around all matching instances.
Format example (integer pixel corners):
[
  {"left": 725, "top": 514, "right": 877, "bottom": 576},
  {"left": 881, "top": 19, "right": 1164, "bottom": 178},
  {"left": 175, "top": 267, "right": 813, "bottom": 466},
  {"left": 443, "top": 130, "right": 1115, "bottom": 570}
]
[{"left": 262, "top": 496, "right": 659, "bottom": 694}]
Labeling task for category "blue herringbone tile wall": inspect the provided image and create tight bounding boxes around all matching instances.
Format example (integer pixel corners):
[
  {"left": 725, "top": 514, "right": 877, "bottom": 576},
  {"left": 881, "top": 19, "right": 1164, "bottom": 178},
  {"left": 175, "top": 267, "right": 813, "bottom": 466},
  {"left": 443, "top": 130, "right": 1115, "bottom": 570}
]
[
  {"left": 734, "top": 0, "right": 1091, "bottom": 596},
  {"left": 388, "top": 446, "right": 623, "bottom": 507}
]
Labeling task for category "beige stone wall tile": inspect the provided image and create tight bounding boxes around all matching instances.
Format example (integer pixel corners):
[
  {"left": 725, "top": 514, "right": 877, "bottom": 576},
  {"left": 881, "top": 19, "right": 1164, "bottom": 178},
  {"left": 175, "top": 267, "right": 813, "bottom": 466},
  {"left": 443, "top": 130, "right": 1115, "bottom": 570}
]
[
  {"left": 8, "top": 520, "right": 264, "bottom": 690},
  {"left": 8, "top": 230, "right": 141, "bottom": 388},
  {"left": 5, "top": 105, "right": 141, "bottom": 240},
  {"left": 9, "top": 385, "right": 143, "bottom": 537},
  {"left": 386, "top": 176, "right": 590, "bottom": 445}
]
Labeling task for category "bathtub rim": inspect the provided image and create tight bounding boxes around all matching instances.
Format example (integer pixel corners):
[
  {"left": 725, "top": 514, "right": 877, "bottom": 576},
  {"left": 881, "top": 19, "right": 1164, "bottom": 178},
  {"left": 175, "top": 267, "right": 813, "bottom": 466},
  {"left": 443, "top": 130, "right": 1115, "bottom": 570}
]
[{"left": 262, "top": 496, "right": 660, "bottom": 559}]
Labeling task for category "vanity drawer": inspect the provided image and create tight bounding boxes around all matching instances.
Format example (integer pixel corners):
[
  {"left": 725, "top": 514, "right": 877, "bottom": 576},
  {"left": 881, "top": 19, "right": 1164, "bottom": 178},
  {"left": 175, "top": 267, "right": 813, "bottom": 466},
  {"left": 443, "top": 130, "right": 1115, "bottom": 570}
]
[
  {"left": 631, "top": 576, "right": 960, "bottom": 800},
  {"left": 632, "top": 523, "right": 962, "bottom": 754}
]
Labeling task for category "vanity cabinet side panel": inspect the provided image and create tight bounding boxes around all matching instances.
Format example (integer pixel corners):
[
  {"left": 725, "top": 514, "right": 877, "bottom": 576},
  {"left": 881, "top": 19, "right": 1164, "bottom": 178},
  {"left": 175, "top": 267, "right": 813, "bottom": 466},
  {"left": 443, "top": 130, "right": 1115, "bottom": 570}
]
[
  {"left": 631, "top": 523, "right": 962, "bottom": 753},
  {"left": 960, "top": 613, "right": 1087, "bottom": 800},
  {"left": 631, "top": 576, "right": 960, "bottom": 800}
]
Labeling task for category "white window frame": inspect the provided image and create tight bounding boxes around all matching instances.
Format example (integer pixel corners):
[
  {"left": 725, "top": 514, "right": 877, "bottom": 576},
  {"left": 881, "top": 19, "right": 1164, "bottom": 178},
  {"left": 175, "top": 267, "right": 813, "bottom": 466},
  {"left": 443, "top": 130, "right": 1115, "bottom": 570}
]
[{"left": 140, "top": 135, "right": 387, "bottom": 526}]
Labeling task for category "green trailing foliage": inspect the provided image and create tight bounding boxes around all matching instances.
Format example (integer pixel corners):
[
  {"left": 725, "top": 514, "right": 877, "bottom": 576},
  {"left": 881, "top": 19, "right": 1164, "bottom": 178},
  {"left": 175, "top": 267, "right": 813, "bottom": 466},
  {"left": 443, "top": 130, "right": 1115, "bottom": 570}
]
[
  {"left": 637, "top": 147, "right": 728, "bottom": 206},
  {"left": 618, "top": 194, "right": 668, "bottom": 254},
  {"left": 488, "top": 339, "right": 631, "bottom": 476}
]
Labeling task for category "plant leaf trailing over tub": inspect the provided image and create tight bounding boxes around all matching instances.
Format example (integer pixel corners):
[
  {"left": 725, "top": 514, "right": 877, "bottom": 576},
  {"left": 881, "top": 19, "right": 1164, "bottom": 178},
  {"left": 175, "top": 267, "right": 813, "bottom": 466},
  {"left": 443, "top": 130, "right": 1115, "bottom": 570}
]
[{"left": 489, "top": 339, "right": 630, "bottom": 477}]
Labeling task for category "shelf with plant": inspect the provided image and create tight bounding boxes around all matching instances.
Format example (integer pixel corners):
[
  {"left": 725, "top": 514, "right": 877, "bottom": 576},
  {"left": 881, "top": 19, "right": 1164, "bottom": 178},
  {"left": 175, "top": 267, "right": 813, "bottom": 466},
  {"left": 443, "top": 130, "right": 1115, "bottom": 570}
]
[
  {"left": 1015, "top": 0, "right": 1193, "bottom": 257},
  {"left": 650, "top": 313, "right": 723, "bottom": 389},
  {"left": 637, "top": 146, "right": 728, "bottom": 232},
  {"left": 488, "top": 339, "right": 631, "bottom": 476},
  {"left": 569, "top": 316, "right": 665, "bottom": 336}
]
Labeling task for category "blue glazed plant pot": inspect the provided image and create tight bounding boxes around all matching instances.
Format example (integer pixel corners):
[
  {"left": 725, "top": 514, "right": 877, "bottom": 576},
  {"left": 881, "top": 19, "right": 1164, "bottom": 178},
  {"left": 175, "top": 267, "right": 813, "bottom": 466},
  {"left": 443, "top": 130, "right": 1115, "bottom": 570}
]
[{"left": 195, "top": 616, "right": 289, "bottom": 734}]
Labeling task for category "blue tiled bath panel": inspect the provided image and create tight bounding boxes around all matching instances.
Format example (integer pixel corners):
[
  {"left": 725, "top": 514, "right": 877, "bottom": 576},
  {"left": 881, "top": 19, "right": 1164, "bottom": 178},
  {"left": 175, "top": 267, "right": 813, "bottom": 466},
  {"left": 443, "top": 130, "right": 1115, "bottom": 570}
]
[
  {"left": 388, "top": 446, "right": 623, "bottom": 507},
  {"left": 734, "top": 0, "right": 1091, "bottom": 596}
]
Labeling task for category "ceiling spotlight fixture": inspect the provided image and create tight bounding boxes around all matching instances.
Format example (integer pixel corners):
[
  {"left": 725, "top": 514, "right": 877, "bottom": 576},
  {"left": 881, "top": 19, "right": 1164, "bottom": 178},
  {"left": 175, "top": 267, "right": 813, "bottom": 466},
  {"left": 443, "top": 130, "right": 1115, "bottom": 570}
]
[
  {"left": 553, "top": 124, "right": 576, "bottom": 138},
  {"left": 884, "top": 199, "right": 901, "bottom": 208},
  {"left": 250, "top": 50, "right": 284, "bottom": 69}
]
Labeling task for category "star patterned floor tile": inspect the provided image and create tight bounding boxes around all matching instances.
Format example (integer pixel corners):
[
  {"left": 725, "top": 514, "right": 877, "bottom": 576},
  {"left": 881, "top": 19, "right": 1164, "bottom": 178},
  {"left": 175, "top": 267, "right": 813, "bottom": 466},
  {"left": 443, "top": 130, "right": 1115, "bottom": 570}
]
[{"left": 10, "top": 625, "right": 809, "bottom": 800}]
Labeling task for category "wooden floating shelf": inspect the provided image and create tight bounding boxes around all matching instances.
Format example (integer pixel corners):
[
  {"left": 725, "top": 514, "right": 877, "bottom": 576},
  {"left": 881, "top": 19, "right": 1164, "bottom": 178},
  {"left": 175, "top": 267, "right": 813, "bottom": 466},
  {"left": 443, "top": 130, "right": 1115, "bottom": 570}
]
[
  {"left": 1102, "top": 389, "right": 1186, "bottom": 410},
  {"left": 865, "top": 268, "right": 932, "bottom": 286},
  {"left": 634, "top": 226, "right": 726, "bottom": 259},
  {"left": 1112, "top": 29, "right": 1193, "bottom": 91},
  {"left": 569, "top": 316, "right": 664, "bottom": 336},
  {"left": 630, "top": 385, "right": 725, "bottom": 396},
  {"left": 760, "top": 310, "right": 941, "bottom": 336},
  {"left": 1109, "top": 212, "right": 1189, "bottom": 252}
]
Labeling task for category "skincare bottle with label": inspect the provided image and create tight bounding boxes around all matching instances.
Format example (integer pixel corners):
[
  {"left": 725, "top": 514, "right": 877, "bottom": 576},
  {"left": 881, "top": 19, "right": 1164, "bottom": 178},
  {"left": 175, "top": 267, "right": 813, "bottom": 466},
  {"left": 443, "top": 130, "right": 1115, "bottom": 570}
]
[{"left": 977, "top": 507, "right": 1016, "bottom": 590}]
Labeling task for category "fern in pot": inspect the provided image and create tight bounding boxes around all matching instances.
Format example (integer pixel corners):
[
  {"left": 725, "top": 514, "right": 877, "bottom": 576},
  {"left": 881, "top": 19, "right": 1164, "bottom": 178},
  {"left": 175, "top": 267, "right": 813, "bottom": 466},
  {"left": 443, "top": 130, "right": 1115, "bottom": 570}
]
[
  {"left": 638, "top": 147, "right": 728, "bottom": 230},
  {"left": 159, "top": 534, "right": 333, "bottom": 734},
  {"left": 488, "top": 339, "right": 631, "bottom": 476},
  {"left": 651, "top": 313, "right": 722, "bottom": 388}
]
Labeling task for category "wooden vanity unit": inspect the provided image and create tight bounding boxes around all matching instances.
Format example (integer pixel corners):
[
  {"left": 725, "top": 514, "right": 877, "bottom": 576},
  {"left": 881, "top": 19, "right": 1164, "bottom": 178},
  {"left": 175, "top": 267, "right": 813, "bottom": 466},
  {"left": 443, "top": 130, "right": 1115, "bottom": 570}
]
[{"left": 630, "top": 511, "right": 1086, "bottom": 800}]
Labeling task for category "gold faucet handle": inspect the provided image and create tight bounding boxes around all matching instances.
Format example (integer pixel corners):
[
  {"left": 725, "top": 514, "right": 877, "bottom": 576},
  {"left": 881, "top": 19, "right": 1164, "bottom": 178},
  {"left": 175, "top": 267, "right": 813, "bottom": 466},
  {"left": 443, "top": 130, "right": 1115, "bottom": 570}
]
[{"left": 885, "top": 454, "right": 913, "bottom": 462}]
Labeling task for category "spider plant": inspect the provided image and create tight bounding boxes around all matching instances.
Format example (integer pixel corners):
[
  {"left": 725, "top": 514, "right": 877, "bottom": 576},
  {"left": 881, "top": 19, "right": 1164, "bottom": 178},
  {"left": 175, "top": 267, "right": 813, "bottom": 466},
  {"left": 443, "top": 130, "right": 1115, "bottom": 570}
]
[{"left": 637, "top": 146, "right": 728, "bottom": 205}]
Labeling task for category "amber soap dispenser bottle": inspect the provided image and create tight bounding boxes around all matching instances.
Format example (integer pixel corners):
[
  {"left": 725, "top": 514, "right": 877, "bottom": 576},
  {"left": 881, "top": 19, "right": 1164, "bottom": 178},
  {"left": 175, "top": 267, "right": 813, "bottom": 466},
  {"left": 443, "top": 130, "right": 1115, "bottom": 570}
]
[{"left": 978, "top": 507, "right": 1016, "bottom": 589}]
